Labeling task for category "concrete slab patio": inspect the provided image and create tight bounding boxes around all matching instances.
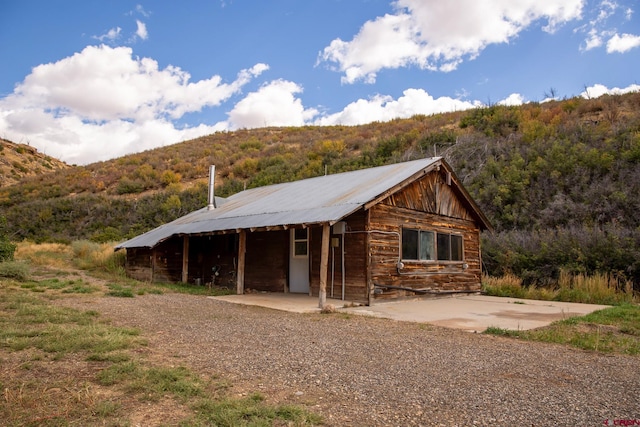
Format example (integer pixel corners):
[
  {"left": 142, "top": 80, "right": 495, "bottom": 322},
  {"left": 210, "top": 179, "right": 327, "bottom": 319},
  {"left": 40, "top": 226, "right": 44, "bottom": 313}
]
[{"left": 212, "top": 293, "right": 610, "bottom": 332}]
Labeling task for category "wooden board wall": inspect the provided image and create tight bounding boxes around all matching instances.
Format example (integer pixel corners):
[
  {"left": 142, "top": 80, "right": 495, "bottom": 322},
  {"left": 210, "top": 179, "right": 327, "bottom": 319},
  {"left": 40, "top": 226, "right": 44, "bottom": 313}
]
[
  {"left": 383, "top": 170, "right": 474, "bottom": 221},
  {"left": 124, "top": 248, "right": 153, "bottom": 282},
  {"left": 367, "top": 169, "right": 483, "bottom": 299},
  {"left": 369, "top": 203, "right": 482, "bottom": 299},
  {"left": 244, "top": 230, "right": 288, "bottom": 292},
  {"left": 151, "top": 236, "right": 185, "bottom": 283}
]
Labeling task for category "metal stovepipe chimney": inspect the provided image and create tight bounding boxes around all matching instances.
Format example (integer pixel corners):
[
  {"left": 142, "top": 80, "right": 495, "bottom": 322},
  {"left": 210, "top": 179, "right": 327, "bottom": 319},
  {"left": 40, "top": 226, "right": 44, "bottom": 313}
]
[{"left": 207, "top": 165, "right": 216, "bottom": 210}]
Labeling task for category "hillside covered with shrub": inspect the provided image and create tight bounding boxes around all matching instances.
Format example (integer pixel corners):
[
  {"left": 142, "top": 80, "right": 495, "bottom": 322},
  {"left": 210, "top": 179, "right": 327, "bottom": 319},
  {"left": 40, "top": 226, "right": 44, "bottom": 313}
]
[
  {"left": 0, "top": 138, "right": 69, "bottom": 187},
  {"left": 2, "top": 92, "right": 639, "bottom": 287}
]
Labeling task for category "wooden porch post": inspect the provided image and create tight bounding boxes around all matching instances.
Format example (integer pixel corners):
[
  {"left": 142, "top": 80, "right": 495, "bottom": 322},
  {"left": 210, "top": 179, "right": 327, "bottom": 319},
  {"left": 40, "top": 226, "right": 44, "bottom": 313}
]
[
  {"left": 237, "top": 230, "right": 246, "bottom": 295},
  {"left": 181, "top": 236, "right": 189, "bottom": 283},
  {"left": 365, "top": 210, "right": 373, "bottom": 306},
  {"left": 319, "top": 223, "right": 330, "bottom": 308}
]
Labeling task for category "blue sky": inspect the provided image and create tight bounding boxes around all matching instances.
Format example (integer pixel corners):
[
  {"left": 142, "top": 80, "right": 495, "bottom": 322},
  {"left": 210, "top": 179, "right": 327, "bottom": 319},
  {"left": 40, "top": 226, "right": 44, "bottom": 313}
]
[{"left": 1, "top": 0, "right": 639, "bottom": 165}]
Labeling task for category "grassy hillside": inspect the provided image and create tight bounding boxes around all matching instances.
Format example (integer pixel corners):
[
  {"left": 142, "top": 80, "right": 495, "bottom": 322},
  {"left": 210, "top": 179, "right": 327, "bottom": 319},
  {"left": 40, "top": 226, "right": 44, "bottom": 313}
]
[
  {"left": 0, "top": 138, "right": 69, "bottom": 187},
  {"left": 2, "top": 92, "right": 639, "bottom": 287}
]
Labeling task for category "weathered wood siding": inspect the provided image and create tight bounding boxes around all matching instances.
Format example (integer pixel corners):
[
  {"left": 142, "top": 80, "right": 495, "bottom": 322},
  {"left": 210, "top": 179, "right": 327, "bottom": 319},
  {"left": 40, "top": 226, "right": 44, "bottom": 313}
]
[
  {"left": 122, "top": 167, "right": 485, "bottom": 301},
  {"left": 368, "top": 170, "right": 482, "bottom": 299},
  {"left": 310, "top": 210, "right": 368, "bottom": 302},
  {"left": 383, "top": 170, "right": 474, "bottom": 221},
  {"left": 124, "top": 248, "right": 153, "bottom": 282},
  {"left": 151, "top": 236, "right": 184, "bottom": 283},
  {"left": 244, "top": 230, "right": 288, "bottom": 292}
]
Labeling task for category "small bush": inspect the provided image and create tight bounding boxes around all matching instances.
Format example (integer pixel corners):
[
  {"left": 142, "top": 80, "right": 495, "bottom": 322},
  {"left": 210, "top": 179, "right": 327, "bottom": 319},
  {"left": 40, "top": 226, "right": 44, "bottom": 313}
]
[
  {"left": 482, "top": 274, "right": 526, "bottom": 298},
  {"left": 104, "top": 249, "right": 126, "bottom": 275},
  {"left": 0, "top": 215, "right": 16, "bottom": 261},
  {"left": 72, "top": 240, "right": 100, "bottom": 259},
  {"left": 107, "top": 289, "right": 135, "bottom": 298},
  {"left": 115, "top": 177, "right": 146, "bottom": 195},
  {"left": 484, "top": 326, "right": 516, "bottom": 336},
  {"left": 91, "top": 227, "right": 123, "bottom": 243},
  {"left": 72, "top": 240, "right": 123, "bottom": 272},
  {"left": 0, "top": 240, "right": 16, "bottom": 261},
  {"left": 0, "top": 260, "right": 30, "bottom": 281},
  {"left": 161, "top": 170, "right": 182, "bottom": 186},
  {"left": 106, "top": 284, "right": 134, "bottom": 298}
]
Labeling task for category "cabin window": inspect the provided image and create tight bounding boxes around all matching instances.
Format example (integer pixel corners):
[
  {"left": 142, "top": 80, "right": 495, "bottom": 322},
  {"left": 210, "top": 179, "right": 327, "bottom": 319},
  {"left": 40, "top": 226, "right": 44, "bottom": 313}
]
[
  {"left": 437, "top": 233, "right": 463, "bottom": 261},
  {"left": 401, "top": 229, "right": 435, "bottom": 261},
  {"left": 292, "top": 228, "right": 308, "bottom": 257},
  {"left": 402, "top": 228, "right": 463, "bottom": 262}
]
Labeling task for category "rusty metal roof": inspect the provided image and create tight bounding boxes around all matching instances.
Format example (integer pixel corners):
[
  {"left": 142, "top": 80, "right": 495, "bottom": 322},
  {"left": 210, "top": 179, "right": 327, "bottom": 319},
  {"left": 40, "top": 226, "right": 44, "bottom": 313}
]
[{"left": 116, "top": 157, "right": 479, "bottom": 249}]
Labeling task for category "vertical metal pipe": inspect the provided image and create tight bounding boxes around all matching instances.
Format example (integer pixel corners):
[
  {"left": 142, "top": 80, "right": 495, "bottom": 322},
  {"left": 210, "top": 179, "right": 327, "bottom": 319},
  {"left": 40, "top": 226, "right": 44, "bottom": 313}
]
[
  {"left": 331, "top": 245, "right": 335, "bottom": 298},
  {"left": 207, "top": 165, "right": 216, "bottom": 210}
]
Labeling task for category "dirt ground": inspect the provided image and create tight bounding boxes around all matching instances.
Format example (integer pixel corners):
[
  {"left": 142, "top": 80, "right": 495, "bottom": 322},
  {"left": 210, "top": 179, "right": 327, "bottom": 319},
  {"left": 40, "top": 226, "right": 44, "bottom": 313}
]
[{"left": 50, "top": 284, "right": 640, "bottom": 427}]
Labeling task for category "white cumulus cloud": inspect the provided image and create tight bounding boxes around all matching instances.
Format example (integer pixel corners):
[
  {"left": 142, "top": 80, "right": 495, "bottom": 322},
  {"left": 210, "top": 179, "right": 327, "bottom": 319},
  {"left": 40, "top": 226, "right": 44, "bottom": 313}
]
[
  {"left": 93, "top": 27, "right": 121, "bottom": 43},
  {"left": 0, "top": 45, "right": 267, "bottom": 164},
  {"left": 319, "top": 0, "right": 584, "bottom": 84},
  {"left": 582, "top": 28, "right": 604, "bottom": 50},
  {"left": 314, "top": 89, "right": 481, "bottom": 126},
  {"left": 223, "top": 85, "right": 485, "bottom": 130},
  {"left": 226, "top": 80, "right": 319, "bottom": 129},
  {"left": 606, "top": 33, "right": 640, "bottom": 52},
  {"left": 578, "top": 0, "right": 637, "bottom": 53},
  {"left": 135, "top": 20, "right": 148, "bottom": 40},
  {"left": 498, "top": 93, "right": 525, "bottom": 106},
  {"left": 581, "top": 83, "right": 640, "bottom": 98}
]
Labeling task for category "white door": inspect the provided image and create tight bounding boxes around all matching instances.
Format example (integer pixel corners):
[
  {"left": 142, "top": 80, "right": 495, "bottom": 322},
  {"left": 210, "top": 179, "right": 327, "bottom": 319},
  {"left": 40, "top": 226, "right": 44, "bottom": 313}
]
[{"left": 289, "top": 228, "right": 310, "bottom": 293}]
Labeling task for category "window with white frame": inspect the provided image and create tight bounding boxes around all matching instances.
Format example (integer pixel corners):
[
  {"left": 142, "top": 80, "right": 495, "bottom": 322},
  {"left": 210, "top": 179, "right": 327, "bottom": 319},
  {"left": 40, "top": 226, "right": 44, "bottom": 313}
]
[
  {"left": 292, "top": 228, "right": 308, "bottom": 257},
  {"left": 402, "top": 228, "right": 463, "bottom": 262}
]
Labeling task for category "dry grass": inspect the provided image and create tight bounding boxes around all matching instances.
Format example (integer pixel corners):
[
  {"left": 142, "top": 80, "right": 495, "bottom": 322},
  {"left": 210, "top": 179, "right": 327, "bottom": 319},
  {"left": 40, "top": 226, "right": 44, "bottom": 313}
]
[
  {"left": 483, "top": 271, "right": 638, "bottom": 305},
  {"left": 15, "top": 240, "right": 126, "bottom": 276},
  {"left": 71, "top": 240, "right": 125, "bottom": 273},
  {"left": 15, "top": 241, "right": 73, "bottom": 269},
  {"left": 556, "top": 270, "right": 635, "bottom": 304}
]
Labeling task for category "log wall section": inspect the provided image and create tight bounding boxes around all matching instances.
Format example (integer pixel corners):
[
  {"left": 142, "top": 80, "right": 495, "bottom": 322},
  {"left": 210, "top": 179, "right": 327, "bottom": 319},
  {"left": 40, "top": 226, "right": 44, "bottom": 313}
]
[
  {"left": 368, "top": 170, "right": 482, "bottom": 299},
  {"left": 124, "top": 248, "right": 153, "bottom": 282}
]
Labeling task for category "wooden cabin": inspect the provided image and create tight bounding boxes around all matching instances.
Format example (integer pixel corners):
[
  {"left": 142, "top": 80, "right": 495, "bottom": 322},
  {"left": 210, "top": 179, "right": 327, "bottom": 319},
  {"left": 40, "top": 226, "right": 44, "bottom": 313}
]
[{"left": 116, "top": 157, "right": 492, "bottom": 306}]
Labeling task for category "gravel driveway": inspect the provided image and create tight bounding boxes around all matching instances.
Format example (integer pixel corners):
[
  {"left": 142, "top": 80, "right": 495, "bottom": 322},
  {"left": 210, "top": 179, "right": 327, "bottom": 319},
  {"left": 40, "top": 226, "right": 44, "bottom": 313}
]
[{"left": 61, "top": 293, "right": 639, "bottom": 426}]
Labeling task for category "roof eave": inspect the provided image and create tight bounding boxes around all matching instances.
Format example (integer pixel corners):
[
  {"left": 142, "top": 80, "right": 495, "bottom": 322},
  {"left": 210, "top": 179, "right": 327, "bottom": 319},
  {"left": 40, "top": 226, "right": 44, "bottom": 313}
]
[{"left": 363, "top": 159, "right": 440, "bottom": 211}]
